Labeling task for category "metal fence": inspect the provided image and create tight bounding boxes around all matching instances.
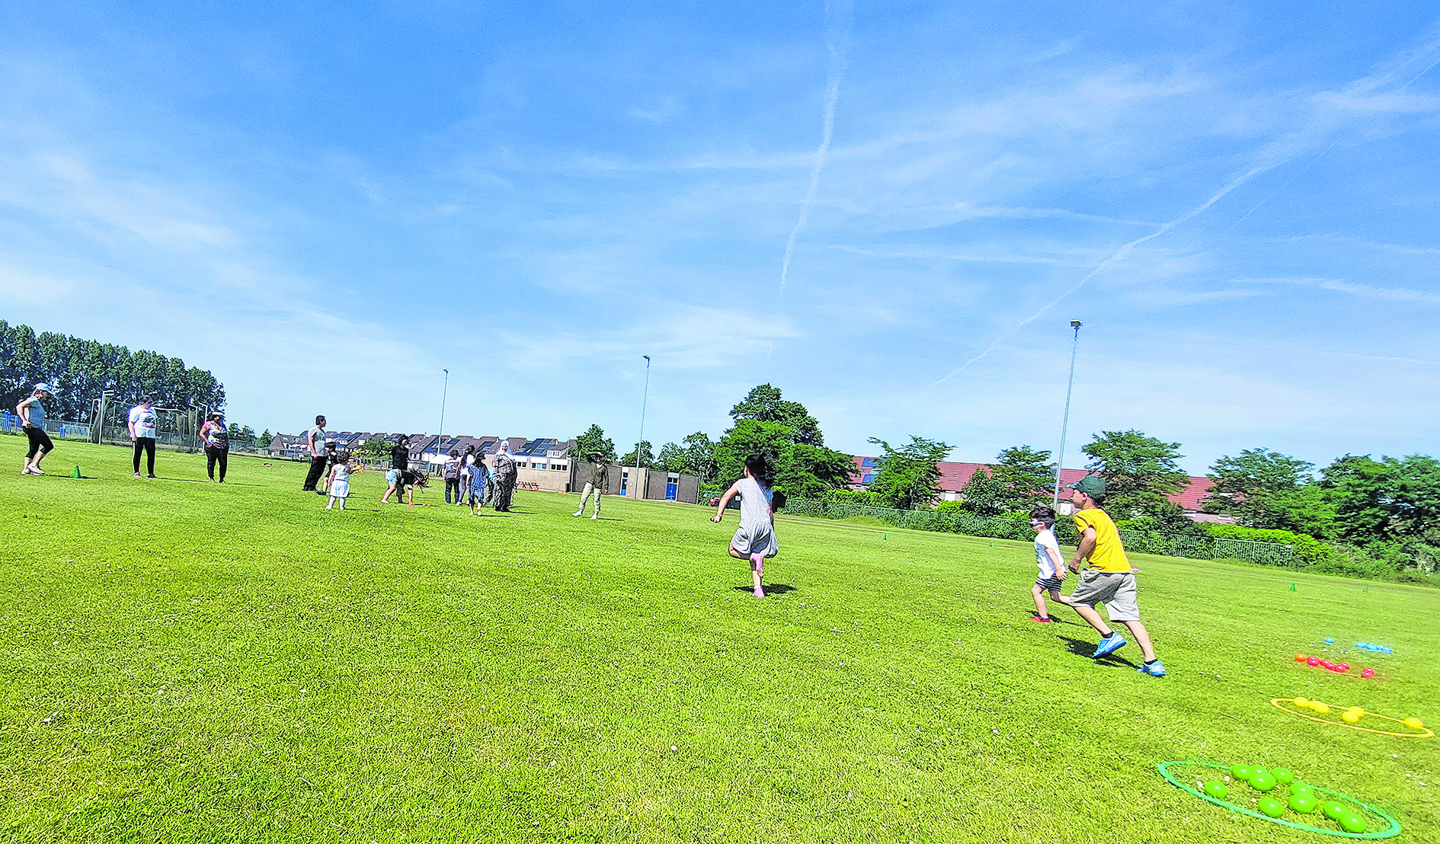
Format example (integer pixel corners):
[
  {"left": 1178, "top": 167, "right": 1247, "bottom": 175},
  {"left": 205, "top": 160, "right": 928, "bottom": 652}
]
[{"left": 783, "top": 497, "right": 1296, "bottom": 567}]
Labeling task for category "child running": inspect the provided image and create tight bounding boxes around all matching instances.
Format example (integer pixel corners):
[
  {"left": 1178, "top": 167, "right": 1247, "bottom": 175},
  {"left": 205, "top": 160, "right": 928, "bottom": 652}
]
[
  {"left": 711, "top": 455, "right": 779, "bottom": 598},
  {"left": 1028, "top": 505, "right": 1072, "bottom": 622},
  {"left": 325, "top": 451, "right": 357, "bottom": 510}
]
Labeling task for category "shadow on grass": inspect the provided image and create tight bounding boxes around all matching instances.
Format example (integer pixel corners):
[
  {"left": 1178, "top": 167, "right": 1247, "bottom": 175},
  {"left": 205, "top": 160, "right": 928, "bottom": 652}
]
[
  {"left": 733, "top": 583, "right": 798, "bottom": 596},
  {"left": 1057, "top": 635, "right": 1140, "bottom": 669}
]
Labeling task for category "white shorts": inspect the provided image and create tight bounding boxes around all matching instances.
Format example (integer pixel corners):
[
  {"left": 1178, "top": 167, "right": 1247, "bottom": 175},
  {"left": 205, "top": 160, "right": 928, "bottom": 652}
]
[{"left": 731, "top": 522, "right": 778, "bottom": 558}]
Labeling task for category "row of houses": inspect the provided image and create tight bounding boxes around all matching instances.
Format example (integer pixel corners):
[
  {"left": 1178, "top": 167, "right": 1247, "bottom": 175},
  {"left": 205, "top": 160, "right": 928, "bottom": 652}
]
[
  {"left": 848, "top": 456, "right": 1219, "bottom": 519},
  {"left": 265, "top": 431, "right": 701, "bottom": 504}
]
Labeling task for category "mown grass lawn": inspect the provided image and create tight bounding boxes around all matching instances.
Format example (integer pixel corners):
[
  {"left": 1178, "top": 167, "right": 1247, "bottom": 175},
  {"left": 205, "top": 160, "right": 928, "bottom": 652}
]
[{"left": 1, "top": 438, "right": 1437, "bottom": 843}]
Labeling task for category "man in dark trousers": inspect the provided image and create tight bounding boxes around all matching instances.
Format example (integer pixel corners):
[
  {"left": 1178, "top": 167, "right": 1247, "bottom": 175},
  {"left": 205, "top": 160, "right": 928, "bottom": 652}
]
[{"left": 302, "top": 415, "right": 329, "bottom": 492}]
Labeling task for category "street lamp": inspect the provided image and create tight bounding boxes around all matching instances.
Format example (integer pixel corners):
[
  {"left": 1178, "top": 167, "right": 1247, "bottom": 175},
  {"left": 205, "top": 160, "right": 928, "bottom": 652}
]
[
  {"left": 635, "top": 355, "right": 651, "bottom": 495},
  {"left": 1052, "top": 320, "right": 1082, "bottom": 509},
  {"left": 437, "top": 368, "right": 449, "bottom": 465}
]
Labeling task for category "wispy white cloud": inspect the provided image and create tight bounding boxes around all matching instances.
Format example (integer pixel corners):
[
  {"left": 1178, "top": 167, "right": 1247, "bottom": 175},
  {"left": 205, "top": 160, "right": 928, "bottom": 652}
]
[{"left": 778, "top": 0, "right": 852, "bottom": 295}]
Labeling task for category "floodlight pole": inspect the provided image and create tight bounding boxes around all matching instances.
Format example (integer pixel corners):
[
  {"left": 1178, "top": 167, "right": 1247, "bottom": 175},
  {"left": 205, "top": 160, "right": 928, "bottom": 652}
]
[
  {"left": 437, "top": 368, "right": 449, "bottom": 466},
  {"left": 1052, "top": 320, "right": 1082, "bottom": 509},
  {"left": 635, "top": 355, "right": 650, "bottom": 495}
]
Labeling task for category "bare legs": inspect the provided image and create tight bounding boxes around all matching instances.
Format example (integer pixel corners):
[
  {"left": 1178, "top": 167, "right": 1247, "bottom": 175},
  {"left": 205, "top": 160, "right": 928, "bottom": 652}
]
[
  {"left": 728, "top": 545, "right": 766, "bottom": 597},
  {"left": 1031, "top": 585, "right": 1073, "bottom": 620},
  {"left": 1070, "top": 603, "right": 1157, "bottom": 662}
]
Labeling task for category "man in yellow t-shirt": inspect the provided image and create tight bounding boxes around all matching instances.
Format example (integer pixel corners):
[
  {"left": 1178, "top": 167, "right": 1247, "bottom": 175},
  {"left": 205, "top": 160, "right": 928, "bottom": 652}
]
[{"left": 1066, "top": 476, "right": 1164, "bottom": 677}]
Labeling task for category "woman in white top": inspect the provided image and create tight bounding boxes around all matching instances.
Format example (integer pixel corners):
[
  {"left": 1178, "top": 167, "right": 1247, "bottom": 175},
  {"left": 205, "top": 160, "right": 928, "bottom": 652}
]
[
  {"left": 16, "top": 383, "right": 55, "bottom": 475},
  {"left": 710, "top": 455, "right": 780, "bottom": 598},
  {"left": 128, "top": 395, "right": 158, "bottom": 478}
]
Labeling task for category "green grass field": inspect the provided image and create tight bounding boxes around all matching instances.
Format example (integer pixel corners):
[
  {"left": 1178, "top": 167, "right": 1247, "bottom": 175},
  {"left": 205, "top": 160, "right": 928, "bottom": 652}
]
[{"left": 2, "top": 438, "right": 1437, "bottom": 843}]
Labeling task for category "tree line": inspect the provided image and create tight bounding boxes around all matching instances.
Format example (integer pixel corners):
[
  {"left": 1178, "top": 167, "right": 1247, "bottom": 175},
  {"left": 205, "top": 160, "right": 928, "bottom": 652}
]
[
  {"left": 575, "top": 387, "right": 1437, "bottom": 580},
  {"left": 0, "top": 320, "right": 235, "bottom": 430}
]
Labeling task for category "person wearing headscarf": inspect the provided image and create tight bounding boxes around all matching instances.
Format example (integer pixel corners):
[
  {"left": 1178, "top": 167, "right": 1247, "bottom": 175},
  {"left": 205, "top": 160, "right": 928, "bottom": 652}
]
[
  {"left": 443, "top": 449, "right": 462, "bottom": 505},
  {"left": 16, "top": 383, "right": 55, "bottom": 476},
  {"left": 491, "top": 439, "right": 518, "bottom": 512}
]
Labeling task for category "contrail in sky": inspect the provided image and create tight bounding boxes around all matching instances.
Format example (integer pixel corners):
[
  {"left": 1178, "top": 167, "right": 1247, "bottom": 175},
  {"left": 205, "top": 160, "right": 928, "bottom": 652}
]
[
  {"left": 779, "top": 0, "right": 852, "bottom": 295},
  {"left": 926, "top": 29, "right": 1440, "bottom": 390}
]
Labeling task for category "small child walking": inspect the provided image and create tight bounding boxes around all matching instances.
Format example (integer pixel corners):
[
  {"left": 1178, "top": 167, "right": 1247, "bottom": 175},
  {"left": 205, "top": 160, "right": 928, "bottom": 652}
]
[
  {"left": 711, "top": 455, "right": 779, "bottom": 598},
  {"left": 325, "top": 452, "right": 357, "bottom": 510},
  {"left": 465, "top": 457, "right": 490, "bottom": 516},
  {"left": 1028, "top": 505, "right": 1072, "bottom": 622}
]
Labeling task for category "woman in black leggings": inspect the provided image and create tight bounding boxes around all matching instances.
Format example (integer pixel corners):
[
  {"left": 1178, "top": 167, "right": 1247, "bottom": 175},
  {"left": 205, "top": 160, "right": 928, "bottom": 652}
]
[
  {"left": 128, "top": 395, "right": 158, "bottom": 478},
  {"left": 200, "top": 411, "right": 229, "bottom": 482}
]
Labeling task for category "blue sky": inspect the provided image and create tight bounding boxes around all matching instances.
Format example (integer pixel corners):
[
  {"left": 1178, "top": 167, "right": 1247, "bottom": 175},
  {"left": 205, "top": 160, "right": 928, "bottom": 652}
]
[{"left": 2, "top": 2, "right": 1438, "bottom": 474}]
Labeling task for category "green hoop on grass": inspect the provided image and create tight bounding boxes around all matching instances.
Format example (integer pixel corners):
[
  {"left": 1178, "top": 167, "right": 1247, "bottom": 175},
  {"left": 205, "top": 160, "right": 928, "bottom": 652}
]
[{"left": 1157, "top": 761, "right": 1401, "bottom": 839}]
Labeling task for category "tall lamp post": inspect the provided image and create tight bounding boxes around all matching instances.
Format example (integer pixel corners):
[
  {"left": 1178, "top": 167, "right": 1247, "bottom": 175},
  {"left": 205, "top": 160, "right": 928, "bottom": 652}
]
[
  {"left": 1052, "top": 320, "right": 1082, "bottom": 509},
  {"left": 437, "top": 368, "right": 449, "bottom": 467},
  {"left": 635, "top": 355, "right": 650, "bottom": 496}
]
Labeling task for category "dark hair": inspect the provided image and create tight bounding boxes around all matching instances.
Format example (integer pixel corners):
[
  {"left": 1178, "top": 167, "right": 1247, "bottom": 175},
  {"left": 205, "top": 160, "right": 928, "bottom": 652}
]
[
  {"left": 315, "top": 415, "right": 326, "bottom": 426},
  {"left": 449, "top": 449, "right": 459, "bottom": 457},
  {"left": 139, "top": 394, "right": 153, "bottom": 404},
  {"left": 744, "top": 454, "right": 771, "bottom": 483},
  {"left": 1029, "top": 506, "right": 1056, "bottom": 523},
  {"left": 210, "top": 411, "right": 223, "bottom": 420}
]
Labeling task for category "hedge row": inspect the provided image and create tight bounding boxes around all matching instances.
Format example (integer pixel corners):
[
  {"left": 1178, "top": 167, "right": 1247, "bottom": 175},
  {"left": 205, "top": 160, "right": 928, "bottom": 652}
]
[{"left": 782, "top": 498, "right": 1297, "bottom": 567}]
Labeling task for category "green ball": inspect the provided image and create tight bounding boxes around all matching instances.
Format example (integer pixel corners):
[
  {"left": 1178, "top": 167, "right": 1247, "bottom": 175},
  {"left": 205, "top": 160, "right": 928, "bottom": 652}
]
[
  {"left": 1289, "top": 791, "right": 1318, "bottom": 814},
  {"left": 1203, "top": 780, "right": 1229, "bottom": 800},
  {"left": 1321, "top": 801, "right": 1346, "bottom": 820},
  {"left": 1250, "top": 771, "right": 1278, "bottom": 792},
  {"left": 1231, "top": 764, "right": 1251, "bottom": 780},
  {"left": 1291, "top": 782, "right": 1314, "bottom": 795},
  {"left": 1257, "top": 797, "right": 1285, "bottom": 818},
  {"left": 1339, "top": 813, "right": 1367, "bottom": 834},
  {"left": 1272, "top": 767, "right": 1294, "bottom": 784}
]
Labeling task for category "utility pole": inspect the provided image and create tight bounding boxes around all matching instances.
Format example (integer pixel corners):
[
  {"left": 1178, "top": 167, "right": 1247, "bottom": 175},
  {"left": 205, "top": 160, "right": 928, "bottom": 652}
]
[
  {"left": 1053, "top": 320, "right": 1082, "bottom": 509},
  {"left": 635, "top": 355, "right": 650, "bottom": 496}
]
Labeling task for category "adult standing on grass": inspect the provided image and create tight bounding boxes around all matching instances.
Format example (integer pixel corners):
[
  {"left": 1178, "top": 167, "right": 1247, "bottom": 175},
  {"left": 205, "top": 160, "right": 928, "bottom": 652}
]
[
  {"left": 443, "top": 449, "right": 462, "bottom": 505},
  {"left": 301, "top": 415, "right": 329, "bottom": 492},
  {"left": 491, "top": 440, "right": 518, "bottom": 512},
  {"left": 200, "top": 411, "right": 229, "bottom": 483},
  {"left": 128, "top": 395, "right": 158, "bottom": 479},
  {"left": 382, "top": 434, "right": 410, "bottom": 504},
  {"left": 17, "top": 383, "right": 55, "bottom": 476},
  {"left": 1064, "top": 476, "right": 1164, "bottom": 677},
  {"left": 572, "top": 455, "right": 607, "bottom": 519}
]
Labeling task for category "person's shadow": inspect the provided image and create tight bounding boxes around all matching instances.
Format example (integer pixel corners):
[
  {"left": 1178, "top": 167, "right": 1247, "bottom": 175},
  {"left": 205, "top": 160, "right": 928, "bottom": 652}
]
[
  {"left": 1057, "top": 635, "right": 1140, "bottom": 669},
  {"left": 733, "top": 583, "right": 797, "bottom": 596}
]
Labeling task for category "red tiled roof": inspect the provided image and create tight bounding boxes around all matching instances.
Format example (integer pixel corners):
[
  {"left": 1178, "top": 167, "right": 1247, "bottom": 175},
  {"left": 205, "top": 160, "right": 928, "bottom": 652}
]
[{"left": 851, "top": 456, "right": 1211, "bottom": 511}]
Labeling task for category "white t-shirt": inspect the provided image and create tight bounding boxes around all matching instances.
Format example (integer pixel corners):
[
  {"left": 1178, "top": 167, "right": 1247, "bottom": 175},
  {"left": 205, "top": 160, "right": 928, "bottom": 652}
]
[
  {"left": 1034, "top": 528, "right": 1062, "bottom": 579},
  {"left": 129, "top": 405, "right": 157, "bottom": 438}
]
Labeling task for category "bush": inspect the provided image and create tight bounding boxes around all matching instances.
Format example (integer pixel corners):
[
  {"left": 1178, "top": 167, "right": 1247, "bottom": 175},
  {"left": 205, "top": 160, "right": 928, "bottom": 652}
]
[
  {"left": 1204, "top": 524, "right": 1331, "bottom": 567},
  {"left": 822, "top": 488, "right": 884, "bottom": 507}
]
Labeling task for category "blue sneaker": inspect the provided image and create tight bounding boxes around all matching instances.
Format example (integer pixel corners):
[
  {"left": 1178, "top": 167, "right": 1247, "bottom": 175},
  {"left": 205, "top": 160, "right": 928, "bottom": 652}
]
[
  {"left": 1093, "top": 633, "right": 1128, "bottom": 658},
  {"left": 1138, "top": 661, "right": 1166, "bottom": 677}
]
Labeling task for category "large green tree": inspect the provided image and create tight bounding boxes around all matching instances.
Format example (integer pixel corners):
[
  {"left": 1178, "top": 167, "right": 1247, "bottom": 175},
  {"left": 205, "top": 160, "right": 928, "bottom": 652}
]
[
  {"left": 1322, "top": 454, "right": 1440, "bottom": 543},
  {"left": 681, "top": 431, "right": 718, "bottom": 482},
  {"left": 867, "top": 435, "right": 953, "bottom": 510},
  {"left": 991, "top": 445, "right": 1056, "bottom": 512},
  {"left": 1081, "top": 429, "right": 1189, "bottom": 518},
  {"left": 958, "top": 467, "right": 1007, "bottom": 517},
  {"left": 729, "top": 383, "right": 824, "bottom": 447},
  {"left": 619, "top": 440, "right": 655, "bottom": 469},
  {"left": 575, "top": 424, "right": 617, "bottom": 463},
  {"left": 1203, "top": 448, "right": 1317, "bottom": 529},
  {"left": 714, "top": 419, "right": 851, "bottom": 499}
]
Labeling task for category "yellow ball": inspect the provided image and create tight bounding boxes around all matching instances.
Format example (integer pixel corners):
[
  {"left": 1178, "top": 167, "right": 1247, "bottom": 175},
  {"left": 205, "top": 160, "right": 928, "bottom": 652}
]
[
  {"left": 1341, "top": 711, "right": 1361, "bottom": 724},
  {"left": 1294, "top": 697, "right": 1310, "bottom": 708},
  {"left": 1404, "top": 717, "right": 1424, "bottom": 730},
  {"left": 1312, "top": 703, "right": 1331, "bottom": 715}
]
